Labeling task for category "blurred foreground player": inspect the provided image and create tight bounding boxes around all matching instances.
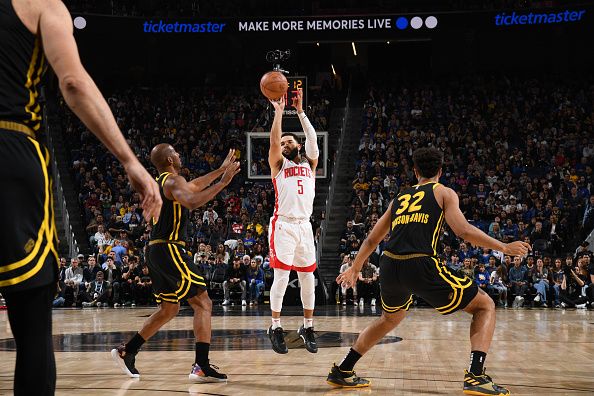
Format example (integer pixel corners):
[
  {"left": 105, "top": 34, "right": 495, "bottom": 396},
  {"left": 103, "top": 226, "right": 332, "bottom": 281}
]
[
  {"left": 329, "top": 147, "right": 531, "bottom": 395},
  {"left": 112, "top": 145, "right": 239, "bottom": 382},
  {"left": 267, "top": 91, "right": 320, "bottom": 354},
  {"left": 0, "top": 0, "right": 161, "bottom": 394}
]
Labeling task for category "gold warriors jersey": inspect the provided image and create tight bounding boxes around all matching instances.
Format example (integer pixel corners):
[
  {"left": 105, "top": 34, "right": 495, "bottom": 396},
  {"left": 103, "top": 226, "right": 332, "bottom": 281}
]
[
  {"left": 385, "top": 182, "right": 445, "bottom": 256},
  {"left": 0, "top": 0, "right": 46, "bottom": 132},
  {"left": 150, "top": 172, "right": 189, "bottom": 242}
]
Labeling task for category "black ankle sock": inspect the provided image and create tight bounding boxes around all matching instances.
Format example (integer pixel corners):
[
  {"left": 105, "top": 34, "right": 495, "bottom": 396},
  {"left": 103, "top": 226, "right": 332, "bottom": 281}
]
[
  {"left": 195, "top": 342, "right": 210, "bottom": 366},
  {"left": 126, "top": 333, "right": 145, "bottom": 354},
  {"left": 469, "top": 350, "right": 487, "bottom": 376},
  {"left": 339, "top": 348, "right": 362, "bottom": 372}
]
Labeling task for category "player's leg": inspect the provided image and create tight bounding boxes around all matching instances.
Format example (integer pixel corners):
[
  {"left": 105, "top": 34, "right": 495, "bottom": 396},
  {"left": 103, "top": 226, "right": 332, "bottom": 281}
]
[
  {"left": 112, "top": 299, "right": 180, "bottom": 378},
  {"left": 296, "top": 270, "right": 317, "bottom": 352},
  {"left": 270, "top": 268, "right": 292, "bottom": 320},
  {"left": 187, "top": 290, "right": 227, "bottom": 382},
  {"left": 461, "top": 289, "right": 509, "bottom": 395},
  {"left": 293, "top": 223, "right": 318, "bottom": 352},
  {"left": 0, "top": 135, "right": 58, "bottom": 395},
  {"left": 4, "top": 283, "right": 56, "bottom": 396},
  {"left": 268, "top": 268, "right": 291, "bottom": 353},
  {"left": 267, "top": 219, "right": 297, "bottom": 353},
  {"left": 112, "top": 244, "right": 183, "bottom": 378},
  {"left": 415, "top": 257, "right": 507, "bottom": 395},
  {"left": 138, "top": 300, "right": 181, "bottom": 340},
  {"left": 328, "top": 255, "right": 411, "bottom": 388}
]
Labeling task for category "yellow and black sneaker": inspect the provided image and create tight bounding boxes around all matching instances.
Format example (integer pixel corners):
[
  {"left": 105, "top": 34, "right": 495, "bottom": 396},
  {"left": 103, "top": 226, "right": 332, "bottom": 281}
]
[
  {"left": 463, "top": 369, "right": 510, "bottom": 395},
  {"left": 326, "top": 364, "right": 370, "bottom": 388}
]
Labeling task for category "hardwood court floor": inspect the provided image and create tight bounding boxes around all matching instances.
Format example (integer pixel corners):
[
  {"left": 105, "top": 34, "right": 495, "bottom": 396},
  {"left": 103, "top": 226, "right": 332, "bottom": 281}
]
[{"left": 0, "top": 305, "right": 592, "bottom": 395}]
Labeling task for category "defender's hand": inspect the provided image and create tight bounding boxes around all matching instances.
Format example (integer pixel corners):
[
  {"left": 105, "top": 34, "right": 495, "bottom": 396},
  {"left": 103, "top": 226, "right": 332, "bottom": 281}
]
[
  {"left": 124, "top": 161, "right": 162, "bottom": 222},
  {"left": 503, "top": 241, "right": 531, "bottom": 257},
  {"left": 336, "top": 267, "right": 359, "bottom": 289}
]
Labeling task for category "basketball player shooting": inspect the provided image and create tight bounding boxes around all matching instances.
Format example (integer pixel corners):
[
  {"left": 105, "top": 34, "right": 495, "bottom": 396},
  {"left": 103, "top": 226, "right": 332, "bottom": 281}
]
[
  {"left": 327, "top": 147, "right": 531, "bottom": 395},
  {"left": 267, "top": 90, "right": 319, "bottom": 354}
]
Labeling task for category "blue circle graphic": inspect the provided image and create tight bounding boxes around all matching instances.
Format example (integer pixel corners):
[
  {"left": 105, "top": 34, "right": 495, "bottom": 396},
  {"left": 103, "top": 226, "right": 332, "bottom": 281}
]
[{"left": 396, "top": 17, "right": 408, "bottom": 30}]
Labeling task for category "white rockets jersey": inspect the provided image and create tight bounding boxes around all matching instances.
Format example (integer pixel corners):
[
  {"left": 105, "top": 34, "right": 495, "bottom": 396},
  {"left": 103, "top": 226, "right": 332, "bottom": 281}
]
[{"left": 272, "top": 158, "right": 315, "bottom": 220}]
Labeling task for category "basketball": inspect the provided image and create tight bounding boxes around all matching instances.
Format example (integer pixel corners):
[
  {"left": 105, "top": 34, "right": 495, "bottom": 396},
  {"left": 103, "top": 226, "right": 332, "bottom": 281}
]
[{"left": 260, "top": 71, "right": 288, "bottom": 101}]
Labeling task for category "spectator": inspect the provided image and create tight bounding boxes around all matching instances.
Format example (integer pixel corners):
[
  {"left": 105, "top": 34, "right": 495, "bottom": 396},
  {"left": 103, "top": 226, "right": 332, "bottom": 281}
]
[
  {"left": 458, "top": 243, "right": 474, "bottom": 262},
  {"left": 509, "top": 256, "right": 527, "bottom": 308},
  {"left": 241, "top": 254, "right": 251, "bottom": 268},
  {"left": 103, "top": 257, "right": 122, "bottom": 306},
  {"left": 486, "top": 256, "right": 499, "bottom": 274},
  {"left": 111, "top": 240, "right": 128, "bottom": 264},
  {"left": 64, "top": 257, "right": 84, "bottom": 302},
  {"left": 341, "top": 220, "right": 362, "bottom": 243},
  {"left": 246, "top": 259, "right": 265, "bottom": 305},
  {"left": 194, "top": 250, "right": 208, "bottom": 266},
  {"left": 215, "top": 243, "right": 230, "bottom": 265},
  {"left": 203, "top": 205, "right": 219, "bottom": 224},
  {"left": 222, "top": 258, "right": 247, "bottom": 306},
  {"left": 489, "top": 265, "right": 508, "bottom": 307},
  {"left": 53, "top": 283, "right": 66, "bottom": 308},
  {"left": 551, "top": 257, "right": 565, "bottom": 308},
  {"left": 475, "top": 263, "right": 491, "bottom": 294},
  {"left": 584, "top": 254, "right": 594, "bottom": 303},
  {"left": 447, "top": 255, "right": 462, "bottom": 272},
  {"left": 242, "top": 230, "right": 256, "bottom": 250},
  {"left": 576, "top": 256, "right": 593, "bottom": 306},
  {"left": 82, "top": 255, "right": 101, "bottom": 284},
  {"left": 560, "top": 261, "right": 587, "bottom": 309},
  {"left": 531, "top": 258, "right": 550, "bottom": 307},
  {"left": 134, "top": 266, "right": 153, "bottom": 306},
  {"left": 58, "top": 257, "right": 68, "bottom": 284},
  {"left": 121, "top": 257, "right": 141, "bottom": 307},
  {"left": 357, "top": 258, "right": 378, "bottom": 306},
  {"left": 93, "top": 224, "right": 109, "bottom": 249},
  {"left": 460, "top": 258, "right": 474, "bottom": 279},
  {"left": 81, "top": 271, "right": 110, "bottom": 307},
  {"left": 478, "top": 248, "right": 492, "bottom": 264},
  {"left": 209, "top": 256, "right": 229, "bottom": 296}
]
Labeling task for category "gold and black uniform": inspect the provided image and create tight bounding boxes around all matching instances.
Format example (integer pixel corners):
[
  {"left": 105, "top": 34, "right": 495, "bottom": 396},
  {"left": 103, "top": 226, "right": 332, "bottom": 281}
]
[
  {"left": 379, "top": 182, "right": 477, "bottom": 315},
  {"left": 0, "top": 0, "right": 58, "bottom": 293},
  {"left": 147, "top": 172, "right": 206, "bottom": 303}
]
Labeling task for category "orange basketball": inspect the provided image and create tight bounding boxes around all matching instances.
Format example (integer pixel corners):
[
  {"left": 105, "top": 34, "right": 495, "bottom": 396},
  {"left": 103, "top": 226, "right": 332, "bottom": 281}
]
[{"left": 260, "top": 71, "right": 288, "bottom": 101}]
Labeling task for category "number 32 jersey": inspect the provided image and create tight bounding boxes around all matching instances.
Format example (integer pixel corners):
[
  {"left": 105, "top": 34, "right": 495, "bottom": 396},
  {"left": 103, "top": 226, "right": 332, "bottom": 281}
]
[
  {"left": 386, "top": 182, "right": 445, "bottom": 257},
  {"left": 272, "top": 158, "right": 315, "bottom": 220}
]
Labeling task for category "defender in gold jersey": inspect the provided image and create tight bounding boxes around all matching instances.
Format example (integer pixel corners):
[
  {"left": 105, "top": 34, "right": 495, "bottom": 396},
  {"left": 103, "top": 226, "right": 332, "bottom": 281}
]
[
  {"left": 1, "top": 0, "right": 161, "bottom": 394},
  {"left": 112, "top": 144, "right": 240, "bottom": 383},
  {"left": 328, "top": 147, "right": 531, "bottom": 395}
]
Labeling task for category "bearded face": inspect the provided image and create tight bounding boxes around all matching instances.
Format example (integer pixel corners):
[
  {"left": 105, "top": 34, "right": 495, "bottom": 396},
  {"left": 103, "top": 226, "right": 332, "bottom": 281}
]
[
  {"left": 281, "top": 136, "right": 300, "bottom": 161},
  {"left": 282, "top": 147, "right": 299, "bottom": 161}
]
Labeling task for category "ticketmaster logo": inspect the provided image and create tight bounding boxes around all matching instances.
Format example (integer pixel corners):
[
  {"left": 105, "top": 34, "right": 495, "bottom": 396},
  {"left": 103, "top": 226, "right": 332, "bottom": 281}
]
[
  {"left": 494, "top": 9, "right": 586, "bottom": 26},
  {"left": 143, "top": 20, "right": 226, "bottom": 33}
]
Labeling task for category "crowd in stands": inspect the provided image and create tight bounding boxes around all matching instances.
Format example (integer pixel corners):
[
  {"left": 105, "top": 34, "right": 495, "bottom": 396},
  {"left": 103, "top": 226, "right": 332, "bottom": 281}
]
[
  {"left": 54, "top": 85, "right": 331, "bottom": 308},
  {"left": 337, "top": 75, "right": 594, "bottom": 309}
]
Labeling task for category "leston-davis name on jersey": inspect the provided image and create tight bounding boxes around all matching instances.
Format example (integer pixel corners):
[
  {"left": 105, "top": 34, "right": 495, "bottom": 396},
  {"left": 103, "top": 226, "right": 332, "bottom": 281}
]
[
  {"left": 392, "top": 212, "right": 430, "bottom": 229},
  {"left": 284, "top": 166, "right": 313, "bottom": 178}
]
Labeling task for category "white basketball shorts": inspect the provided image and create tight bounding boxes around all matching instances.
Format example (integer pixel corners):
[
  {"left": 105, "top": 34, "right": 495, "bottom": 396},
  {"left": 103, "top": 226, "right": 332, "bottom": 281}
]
[{"left": 268, "top": 216, "right": 316, "bottom": 272}]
